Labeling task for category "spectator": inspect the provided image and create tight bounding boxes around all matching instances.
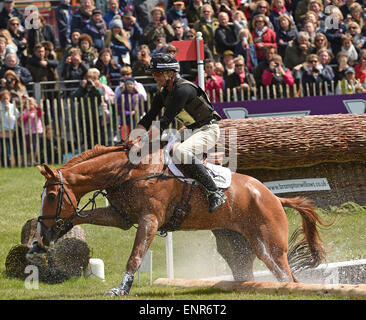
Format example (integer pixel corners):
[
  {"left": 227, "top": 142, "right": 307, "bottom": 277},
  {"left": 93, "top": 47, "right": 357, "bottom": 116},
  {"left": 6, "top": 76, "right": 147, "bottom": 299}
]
[
  {"left": 304, "top": 11, "right": 321, "bottom": 33},
  {"left": 94, "top": 48, "right": 121, "bottom": 87},
  {"left": 200, "top": 58, "right": 225, "bottom": 102},
  {"left": 317, "top": 48, "right": 335, "bottom": 83},
  {"left": 324, "top": 7, "right": 347, "bottom": 55},
  {"left": 354, "top": 49, "right": 366, "bottom": 83},
  {"left": 269, "top": 0, "right": 295, "bottom": 33},
  {"left": 234, "top": 28, "right": 258, "bottom": 72},
  {"left": 193, "top": 4, "right": 219, "bottom": 59},
  {"left": 215, "top": 11, "right": 239, "bottom": 56},
  {"left": 295, "top": 0, "right": 311, "bottom": 27},
  {"left": 1, "top": 69, "right": 28, "bottom": 108},
  {"left": 225, "top": 55, "right": 256, "bottom": 98},
  {"left": 340, "top": 34, "right": 359, "bottom": 66},
  {"left": 71, "top": 0, "right": 95, "bottom": 32},
  {"left": 347, "top": 2, "right": 363, "bottom": 28},
  {"left": 333, "top": 51, "right": 351, "bottom": 83},
  {"left": 7, "top": 17, "right": 27, "bottom": 64},
  {"left": 18, "top": 97, "right": 44, "bottom": 166},
  {"left": 340, "top": 0, "right": 356, "bottom": 19},
  {"left": 295, "top": 53, "right": 334, "bottom": 95},
  {"left": 133, "top": 0, "right": 161, "bottom": 30},
  {"left": 132, "top": 45, "right": 151, "bottom": 78},
  {"left": 171, "top": 20, "right": 187, "bottom": 41},
  {"left": 167, "top": 1, "right": 189, "bottom": 30},
  {"left": 347, "top": 21, "right": 366, "bottom": 49},
  {"left": 186, "top": 0, "right": 202, "bottom": 28},
  {"left": 0, "top": 0, "right": 24, "bottom": 30},
  {"left": 232, "top": 10, "right": 248, "bottom": 34},
  {"left": 116, "top": 65, "right": 147, "bottom": 101},
  {"left": 335, "top": 66, "right": 366, "bottom": 94},
  {"left": 303, "top": 20, "right": 317, "bottom": 43},
  {"left": 95, "top": 0, "right": 109, "bottom": 15},
  {"left": 70, "top": 71, "right": 106, "bottom": 147},
  {"left": 276, "top": 14, "right": 298, "bottom": 59},
  {"left": 251, "top": 1, "right": 274, "bottom": 30},
  {"left": 0, "top": 29, "right": 17, "bottom": 54},
  {"left": 25, "top": 43, "right": 58, "bottom": 101},
  {"left": 254, "top": 45, "right": 277, "bottom": 86},
  {"left": 262, "top": 54, "right": 294, "bottom": 98},
  {"left": 0, "top": 88, "right": 19, "bottom": 166},
  {"left": 61, "top": 48, "right": 89, "bottom": 91},
  {"left": 116, "top": 76, "right": 144, "bottom": 139},
  {"left": 0, "top": 53, "right": 32, "bottom": 85},
  {"left": 0, "top": 35, "right": 8, "bottom": 68},
  {"left": 56, "top": 0, "right": 72, "bottom": 49},
  {"left": 103, "top": 0, "right": 123, "bottom": 27},
  {"left": 143, "top": 7, "right": 174, "bottom": 50},
  {"left": 150, "top": 34, "right": 167, "bottom": 56},
  {"left": 214, "top": 61, "right": 225, "bottom": 78},
  {"left": 26, "top": 13, "right": 56, "bottom": 56},
  {"left": 122, "top": 10, "right": 143, "bottom": 63},
  {"left": 251, "top": 14, "right": 277, "bottom": 63},
  {"left": 83, "top": 8, "right": 107, "bottom": 51},
  {"left": 78, "top": 33, "right": 98, "bottom": 68},
  {"left": 307, "top": 0, "right": 326, "bottom": 30},
  {"left": 313, "top": 33, "right": 331, "bottom": 55},
  {"left": 284, "top": 31, "right": 313, "bottom": 70},
  {"left": 222, "top": 50, "right": 235, "bottom": 82},
  {"left": 105, "top": 15, "right": 131, "bottom": 66}
]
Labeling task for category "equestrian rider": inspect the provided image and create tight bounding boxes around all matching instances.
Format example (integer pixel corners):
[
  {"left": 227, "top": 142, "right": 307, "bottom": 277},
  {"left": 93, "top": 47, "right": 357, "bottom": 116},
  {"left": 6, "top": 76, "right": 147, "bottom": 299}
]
[{"left": 134, "top": 53, "right": 226, "bottom": 213}]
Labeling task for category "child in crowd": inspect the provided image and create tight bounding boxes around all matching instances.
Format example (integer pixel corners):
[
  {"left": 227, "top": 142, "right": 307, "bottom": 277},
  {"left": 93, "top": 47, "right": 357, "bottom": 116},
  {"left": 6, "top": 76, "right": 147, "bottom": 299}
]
[
  {"left": 18, "top": 97, "right": 43, "bottom": 165},
  {"left": 0, "top": 89, "right": 19, "bottom": 166}
]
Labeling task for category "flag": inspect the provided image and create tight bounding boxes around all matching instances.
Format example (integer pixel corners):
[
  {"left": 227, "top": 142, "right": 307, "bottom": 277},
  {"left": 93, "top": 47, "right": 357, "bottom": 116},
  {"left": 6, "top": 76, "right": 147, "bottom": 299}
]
[{"left": 171, "top": 40, "right": 205, "bottom": 61}]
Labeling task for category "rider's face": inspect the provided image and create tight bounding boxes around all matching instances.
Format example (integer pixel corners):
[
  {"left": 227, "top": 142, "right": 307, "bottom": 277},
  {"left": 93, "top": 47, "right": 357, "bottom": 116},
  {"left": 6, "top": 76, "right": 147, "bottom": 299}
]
[{"left": 152, "top": 71, "right": 167, "bottom": 88}]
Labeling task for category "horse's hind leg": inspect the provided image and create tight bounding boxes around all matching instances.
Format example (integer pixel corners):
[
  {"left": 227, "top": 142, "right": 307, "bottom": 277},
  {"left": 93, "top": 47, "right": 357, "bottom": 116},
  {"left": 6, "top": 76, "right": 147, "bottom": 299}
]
[{"left": 212, "top": 229, "right": 256, "bottom": 281}]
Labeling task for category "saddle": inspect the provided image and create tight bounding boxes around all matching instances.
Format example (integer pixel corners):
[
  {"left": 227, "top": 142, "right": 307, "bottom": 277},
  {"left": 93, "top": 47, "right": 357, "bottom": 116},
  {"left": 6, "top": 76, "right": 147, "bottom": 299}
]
[{"left": 163, "top": 134, "right": 232, "bottom": 189}]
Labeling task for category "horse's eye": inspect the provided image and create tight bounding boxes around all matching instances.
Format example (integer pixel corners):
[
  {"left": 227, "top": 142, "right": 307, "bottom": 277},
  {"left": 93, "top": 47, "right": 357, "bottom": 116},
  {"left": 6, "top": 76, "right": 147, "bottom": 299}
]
[{"left": 47, "top": 193, "right": 57, "bottom": 202}]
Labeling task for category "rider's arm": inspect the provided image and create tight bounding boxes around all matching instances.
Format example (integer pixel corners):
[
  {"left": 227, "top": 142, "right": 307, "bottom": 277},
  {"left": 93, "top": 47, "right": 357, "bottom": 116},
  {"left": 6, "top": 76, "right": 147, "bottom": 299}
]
[{"left": 137, "top": 92, "right": 164, "bottom": 130}]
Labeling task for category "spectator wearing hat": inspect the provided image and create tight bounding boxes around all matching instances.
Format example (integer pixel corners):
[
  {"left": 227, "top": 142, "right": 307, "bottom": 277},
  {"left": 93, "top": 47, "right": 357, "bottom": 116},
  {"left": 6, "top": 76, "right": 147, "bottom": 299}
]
[
  {"left": 336, "top": 66, "right": 366, "bottom": 94},
  {"left": 103, "top": 0, "right": 123, "bottom": 27},
  {"left": 56, "top": 0, "right": 72, "bottom": 49},
  {"left": 122, "top": 10, "right": 143, "bottom": 63},
  {"left": 0, "top": 0, "right": 25, "bottom": 30},
  {"left": 116, "top": 75, "right": 144, "bottom": 139},
  {"left": 251, "top": 14, "right": 277, "bottom": 63},
  {"left": 83, "top": 8, "right": 107, "bottom": 51},
  {"left": 116, "top": 65, "right": 147, "bottom": 101},
  {"left": 105, "top": 15, "right": 131, "bottom": 66},
  {"left": 193, "top": 4, "right": 219, "bottom": 59},
  {"left": 215, "top": 11, "right": 239, "bottom": 56},
  {"left": 143, "top": 6, "right": 174, "bottom": 50},
  {"left": 78, "top": 33, "right": 98, "bottom": 68},
  {"left": 167, "top": 1, "right": 189, "bottom": 30},
  {"left": 71, "top": 0, "right": 95, "bottom": 32},
  {"left": 221, "top": 50, "right": 235, "bottom": 82}
]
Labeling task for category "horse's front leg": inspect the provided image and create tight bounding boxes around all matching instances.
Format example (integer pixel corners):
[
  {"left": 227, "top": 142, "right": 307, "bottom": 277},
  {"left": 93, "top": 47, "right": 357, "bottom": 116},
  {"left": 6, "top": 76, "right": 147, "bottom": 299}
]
[{"left": 105, "top": 213, "right": 159, "bottom": 296}]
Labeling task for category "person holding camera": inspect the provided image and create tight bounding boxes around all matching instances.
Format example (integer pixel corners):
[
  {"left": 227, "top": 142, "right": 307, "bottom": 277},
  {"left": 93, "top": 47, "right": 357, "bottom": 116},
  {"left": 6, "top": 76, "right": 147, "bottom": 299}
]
[
  {"left": 294, "top": 53, "right": 333, "bottom": 96},
  {"left": 143, "top": 7, "right": 174, "bottom": 50},
  {"left": 132, "top": 45, "right": 152, "bottom": 78},
  {"left": 200, "top": 58, "right": 225, "bottom": 102},
  {"left": 262, "top": 54, "right": 294, "bottom": 98}
]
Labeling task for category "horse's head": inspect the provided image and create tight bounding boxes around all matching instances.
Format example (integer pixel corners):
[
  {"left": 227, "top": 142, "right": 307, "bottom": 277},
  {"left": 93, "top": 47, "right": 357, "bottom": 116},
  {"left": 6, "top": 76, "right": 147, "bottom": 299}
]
[{"left": 36, "top": 164, "right": 78, "bottom": 247}]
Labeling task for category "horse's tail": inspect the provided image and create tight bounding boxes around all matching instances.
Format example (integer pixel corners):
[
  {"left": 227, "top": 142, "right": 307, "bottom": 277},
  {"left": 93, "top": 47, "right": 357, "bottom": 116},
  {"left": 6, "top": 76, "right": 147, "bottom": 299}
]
[{"left": 279, "top": 196, "right": 328, "bottom": 273}]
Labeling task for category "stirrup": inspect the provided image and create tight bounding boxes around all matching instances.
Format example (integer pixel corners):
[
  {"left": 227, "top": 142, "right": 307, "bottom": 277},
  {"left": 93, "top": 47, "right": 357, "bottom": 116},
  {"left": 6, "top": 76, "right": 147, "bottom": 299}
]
[{"left": 208, "top": 189, "right": 227, "bottom": 213}]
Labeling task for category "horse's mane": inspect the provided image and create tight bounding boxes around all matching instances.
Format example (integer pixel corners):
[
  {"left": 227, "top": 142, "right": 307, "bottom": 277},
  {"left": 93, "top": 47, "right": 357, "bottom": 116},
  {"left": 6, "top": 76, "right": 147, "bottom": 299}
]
[{"left": 62, "top": 141, "right": 134, "bottom": 169}]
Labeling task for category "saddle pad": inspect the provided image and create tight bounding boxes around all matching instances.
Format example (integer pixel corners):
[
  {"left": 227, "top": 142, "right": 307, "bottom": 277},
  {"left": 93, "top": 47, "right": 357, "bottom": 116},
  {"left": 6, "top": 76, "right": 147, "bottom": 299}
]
[{"left": 164, "top": 134, "right": 232, "bottom": 189}]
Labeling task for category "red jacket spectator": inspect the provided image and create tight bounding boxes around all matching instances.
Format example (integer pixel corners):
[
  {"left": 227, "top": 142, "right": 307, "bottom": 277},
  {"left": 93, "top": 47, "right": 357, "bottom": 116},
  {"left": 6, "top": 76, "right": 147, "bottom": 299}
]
[
  {"left": 251, "top": 14, "right": 277, "bottom": 61},
  {"left": 354, "top": 62, "right": 366, "bottom": 83},
  {"left": 262, "top": 68, "right": 294, "bottom": 86}
]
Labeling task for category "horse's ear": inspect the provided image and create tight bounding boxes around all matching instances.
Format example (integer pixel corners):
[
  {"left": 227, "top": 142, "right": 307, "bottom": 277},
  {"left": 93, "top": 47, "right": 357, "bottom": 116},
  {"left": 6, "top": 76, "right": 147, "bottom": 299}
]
[{"left": 38, "top": 164, "right": 56, "bottom": 178}]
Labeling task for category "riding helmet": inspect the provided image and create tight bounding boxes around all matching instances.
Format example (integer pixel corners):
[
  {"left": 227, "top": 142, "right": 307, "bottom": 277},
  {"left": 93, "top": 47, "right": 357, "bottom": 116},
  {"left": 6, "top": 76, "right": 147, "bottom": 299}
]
[{"left": 147, "top": 53, "right": 180, "bottom": 73}]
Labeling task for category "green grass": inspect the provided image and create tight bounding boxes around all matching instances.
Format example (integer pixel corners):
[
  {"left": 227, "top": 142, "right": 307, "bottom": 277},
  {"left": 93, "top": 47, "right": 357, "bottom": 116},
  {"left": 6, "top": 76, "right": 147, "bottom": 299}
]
[{"left": 1, "top": 167, "right": 366, "bottom": 300}]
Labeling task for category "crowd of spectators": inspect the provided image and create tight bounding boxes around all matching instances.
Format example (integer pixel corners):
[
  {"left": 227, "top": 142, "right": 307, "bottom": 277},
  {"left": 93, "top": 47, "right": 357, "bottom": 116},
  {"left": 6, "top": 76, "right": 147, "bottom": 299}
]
[{"left": 4, "top": 0, "right": 366, "bottom": 165}]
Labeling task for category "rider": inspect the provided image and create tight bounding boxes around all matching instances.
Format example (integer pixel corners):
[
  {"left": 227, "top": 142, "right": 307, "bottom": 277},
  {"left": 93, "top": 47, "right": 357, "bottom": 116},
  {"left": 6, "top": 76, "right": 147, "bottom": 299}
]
[{"left": 134, "top": 53, "right": 226, "bottom": 213}]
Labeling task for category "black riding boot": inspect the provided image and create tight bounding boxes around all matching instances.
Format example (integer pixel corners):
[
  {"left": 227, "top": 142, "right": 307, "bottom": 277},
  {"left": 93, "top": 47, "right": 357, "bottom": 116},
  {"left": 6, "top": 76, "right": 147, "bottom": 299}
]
[{"left": 179, "top": 163, "right": 227, "bottom": 213}]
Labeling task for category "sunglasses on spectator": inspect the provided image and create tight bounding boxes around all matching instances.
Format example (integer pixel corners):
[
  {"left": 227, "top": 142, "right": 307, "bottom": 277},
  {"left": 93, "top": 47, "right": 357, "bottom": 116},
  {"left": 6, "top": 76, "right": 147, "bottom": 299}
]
[
  {"left": 349, "top": 26, "right": 357, "bottom": 29},
  {"left": 256, "top": 20, "right": 265, "bottom": 23},
  {"left": 309, "top": 60, "right": 318, "bottom": 63},
  {"left": 316, "top": 38, "right": 324, "bottom": 41},
  {"left": 167, "top": 50, "right": 176, "bottom": 53},
  {"left": 258, "top": 5, "right": 267, "bottom": 8},
  {"left": 235, "top": 64, "right": 244, "bottom": 67},
  {"left": 187, "top": 34, "right": 194, "bottom": 38}
]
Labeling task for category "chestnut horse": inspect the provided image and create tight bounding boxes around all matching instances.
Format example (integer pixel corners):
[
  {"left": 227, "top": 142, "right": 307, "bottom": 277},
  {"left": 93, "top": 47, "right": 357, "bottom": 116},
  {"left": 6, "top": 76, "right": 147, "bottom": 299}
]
[{"left": 28, "top": 142, "right": 327, "bottom": 296}]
